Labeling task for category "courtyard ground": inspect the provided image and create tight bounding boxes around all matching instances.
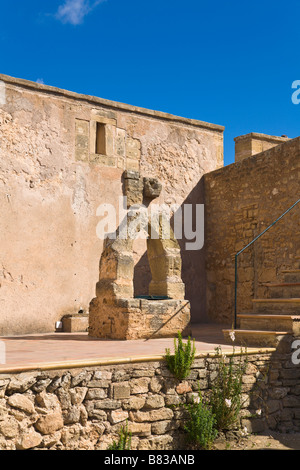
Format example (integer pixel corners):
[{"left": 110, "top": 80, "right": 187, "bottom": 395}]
[
  {"left": 0, "top": 324, "right": 272, "bottom": 373},
  {"left": 214, "top": 431, "right": 300, "bottom": 450}
]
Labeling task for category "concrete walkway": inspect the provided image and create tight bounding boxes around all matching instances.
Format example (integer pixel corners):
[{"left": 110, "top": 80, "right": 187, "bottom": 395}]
[{"left": 0, "top": 324, "right": 274, "bottom": 373}]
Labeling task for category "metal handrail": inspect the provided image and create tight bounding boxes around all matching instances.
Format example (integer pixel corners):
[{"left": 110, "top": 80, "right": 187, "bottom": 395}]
[{"left": 234, "top": 198, "right": 300, "bottom": 329}]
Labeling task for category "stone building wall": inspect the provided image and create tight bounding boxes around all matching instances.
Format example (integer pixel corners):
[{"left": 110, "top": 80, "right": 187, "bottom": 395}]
[
  {"left": 0, "top": 74, "right": 224, "bottom": 335},
  {"left": 204, "top": 137, "right": 300, "bottom": 325}
]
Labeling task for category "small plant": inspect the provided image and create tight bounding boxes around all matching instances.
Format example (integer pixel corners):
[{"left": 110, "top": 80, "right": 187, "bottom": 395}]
[
  {"left": 108, "top": 421, "right": 132, "bottom": 450},
  {"left": 209, "top": 347, "right": 248, "bottom": 431},
  {"left": 184, "top": 391, "right": 218, "bottom": 450},
  {"left": 165, "top": 331, "right": 196, "bottom": 380}
]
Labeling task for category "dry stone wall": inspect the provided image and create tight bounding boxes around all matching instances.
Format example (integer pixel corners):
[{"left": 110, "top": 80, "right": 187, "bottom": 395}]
[{"left": 0, "top": 347, "right": 299, "bottom": 450}]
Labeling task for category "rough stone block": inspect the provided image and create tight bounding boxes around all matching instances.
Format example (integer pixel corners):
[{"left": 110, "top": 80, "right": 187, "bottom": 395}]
[
  {"left": 112, "top": 383, "right": 131, "bottom": 399},
  {"left": 7, "top": 394, "right": 35, "bottom": 415},
  {"left": 75, "top": 119, "right": 89, "bottom": 162},
  {"left": 85, "top": 388, "right": 107, "bottom": 400},
  {"left": 94, "top": 399, "right": 122, "bottom": 410},
  {"left": 116, "top": 128, "right": 126, "bottom": 157},
  {"left": 151, "top": 420, "right": 179, "bottom": 435},
  {"left": 123, "top": 173, "right": 143, "bottom": 207},
  {"left": 126, "top": 138, "right": 141, "bottom": 160},
  {"left": 35, "top": 411, "right": 64, "bottom": 435},
  {"left": 131, "top": 408, "right": 173, "bottom": 423},
  {"left": 90, "top": 154, "right": 116, "bottom": 167},
  {"left": 109, "top": 409, "right": 129, "bottom": 424},
  {"left": 62, "top": 315, "right": 89, "bottom": 333},
  {"left": 144, "top": 394, "right": 165, "bottom": 409},
  {"left": 0, "top": 418, "right": 19, "bottom": 439},
  {"left": 126, "top": 158, "right": 140, "bottom": 172},
  {"left": 130, "top": 378, "right": 150, "bottom": 394},
  {"left": 16, "top": 428, "right": 43, "bottom": 450},
  {"left": 127, "top": 422, "right": 151, "bottom": 437},
  {"left": 143, "top": 177, "right": 162, "bottom": 200},
  {"left": 122, "top": 396, "right": 146, "bottom": 411}
]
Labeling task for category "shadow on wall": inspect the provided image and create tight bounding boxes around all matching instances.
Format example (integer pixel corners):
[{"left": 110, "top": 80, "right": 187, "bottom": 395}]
[
  {"left": 134, "top": 177, "right": 207, "bottom": 324},
  {"left": 247, "top": 333, "right": 300, "bottom": 443},
  {"left": 203, "top": 137, "right": 300, "bottom": 326}
]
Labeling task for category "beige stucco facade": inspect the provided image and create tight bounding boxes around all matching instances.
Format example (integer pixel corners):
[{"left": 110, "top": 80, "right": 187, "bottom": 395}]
[{"left": 0, "top": 74, "right": 224, "bottom": 335}]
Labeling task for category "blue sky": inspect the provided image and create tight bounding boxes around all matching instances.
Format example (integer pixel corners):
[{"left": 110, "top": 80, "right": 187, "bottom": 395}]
[{"left": 0, "top": 0, "right": 299, "bottom": 165}]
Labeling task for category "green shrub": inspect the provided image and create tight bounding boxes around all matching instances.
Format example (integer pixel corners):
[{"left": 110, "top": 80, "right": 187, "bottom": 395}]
[
  {"left": 210, "top": 347, "right": 248, "bottom": 431},
  {"left": 108, "top": 421, "right": 132, "bottom": 450},
  {"left": 165, "top": 332, "right": 196, "bottom": 380},
  {"left": 184, "top": 391, "right": 218, "bottom": 450}
]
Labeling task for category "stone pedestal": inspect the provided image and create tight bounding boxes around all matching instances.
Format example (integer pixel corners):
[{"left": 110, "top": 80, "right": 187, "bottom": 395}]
[{"left": 89, "top": 297, "right": 191, "bottom": 340}]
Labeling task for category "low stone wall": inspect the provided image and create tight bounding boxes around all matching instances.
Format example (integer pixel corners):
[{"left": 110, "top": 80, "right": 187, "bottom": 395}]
[{"left": 0, "top": 347, "right": 299, "bottom": 450}]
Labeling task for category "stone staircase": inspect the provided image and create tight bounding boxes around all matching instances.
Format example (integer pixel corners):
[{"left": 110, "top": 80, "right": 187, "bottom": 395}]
[{"left": 223, "top": 268, "right": 300, "bottom": 347}]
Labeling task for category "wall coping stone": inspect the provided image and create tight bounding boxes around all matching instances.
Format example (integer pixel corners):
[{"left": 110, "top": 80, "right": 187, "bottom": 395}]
[
  {"left": 0, "top": 348, "right": 275, "bottom": 375},
  {"left": 0, "top": 73, "right": 225, "bottom": 133},
  {"left": 207, "top": 135, "right": 300, "bottom": 175},
  {"left": 234, "top": 132, "right": 290, "bottom": 144}
]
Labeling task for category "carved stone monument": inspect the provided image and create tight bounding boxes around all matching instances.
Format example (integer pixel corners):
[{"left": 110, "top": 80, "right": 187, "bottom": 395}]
[{"left": 88, "top": 171, "right": 191, "bottom": 340}]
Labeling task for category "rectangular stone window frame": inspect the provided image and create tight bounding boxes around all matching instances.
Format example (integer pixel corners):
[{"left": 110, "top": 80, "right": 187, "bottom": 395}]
[
  {"left": 90, "top": 115, "right": 116, "bottom": 159},
  {"left": 75, "top": 114, "right": 120, "bottom": 167}
]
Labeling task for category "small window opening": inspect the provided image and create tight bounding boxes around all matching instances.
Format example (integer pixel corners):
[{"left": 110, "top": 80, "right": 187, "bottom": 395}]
[{"left": 96, "top": 122, "right": 106, "bottom": 155}]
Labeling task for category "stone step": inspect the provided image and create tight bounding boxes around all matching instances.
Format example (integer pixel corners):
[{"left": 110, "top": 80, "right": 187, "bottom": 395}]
[
  {"left": 282, "top": 270, "right": 300, "bottom": 283},
  {"left": 252, "top": 298, "right": 300, "bottom": 314},
  {"left": 223, "top": 329, "right": 290, "bottom": 348},
  {"left": 238, "top": 314, "right": 300, "bottom": 334},
  {"left": 263, "top": 283, "right": 300, "bottom": 298}
]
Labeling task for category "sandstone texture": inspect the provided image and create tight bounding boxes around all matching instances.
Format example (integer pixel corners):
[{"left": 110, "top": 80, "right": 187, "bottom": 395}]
[
  {"left": 234, "top": 133, "right": 290, "bottom": 162},
  {"left": 205, "top": 137, "right": 300, "bottom": 325},
  {"left": 0, "top": 74, "right": 223, "bottom": 335},
  {"left": 88, "top": 170, "right": 190, "bottom": 339},
  {"left": 0, "top": 345, "right": 299, "bottom": 450}
]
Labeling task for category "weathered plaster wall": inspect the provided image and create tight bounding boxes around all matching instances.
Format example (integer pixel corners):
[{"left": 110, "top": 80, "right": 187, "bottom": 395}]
[
  {"left": 0, "top": 75, "right": 224, "bottom": 335},
  {"left": 204, "top": 137, "right": 300, "bottom": 325}
]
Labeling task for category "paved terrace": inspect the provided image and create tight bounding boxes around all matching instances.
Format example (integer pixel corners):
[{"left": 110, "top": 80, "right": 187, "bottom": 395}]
[{"left": 0, "top": 324, "right": 275, "bottom": 373}]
